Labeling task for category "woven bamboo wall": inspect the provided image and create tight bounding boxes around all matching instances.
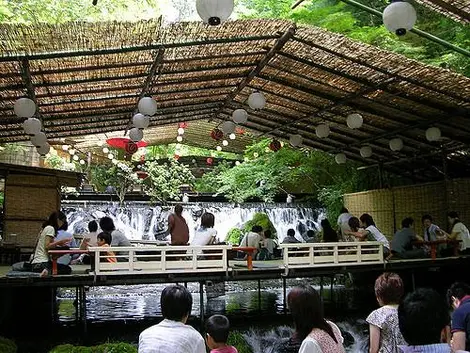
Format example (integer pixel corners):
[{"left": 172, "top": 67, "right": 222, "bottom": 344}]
[
  {"left": 344, "top": 178, "right": 470, "bottom": 239},
  {"left": 4, "top": 174, "right": 60, "bottom": 246}
]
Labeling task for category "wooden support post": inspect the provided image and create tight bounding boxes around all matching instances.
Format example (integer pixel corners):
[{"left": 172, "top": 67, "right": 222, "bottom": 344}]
[
  {"left": 282, "top": 277, "right": 287, "bottom": 315},
  {"left": 199, "top": 281, "right": 204, "bottom": 328},
  {"left": 378, "top": 163, "right": 384, "bottom": 189},
  {"left": 258, "top": 279, "right": 262, "bottom": 314}
]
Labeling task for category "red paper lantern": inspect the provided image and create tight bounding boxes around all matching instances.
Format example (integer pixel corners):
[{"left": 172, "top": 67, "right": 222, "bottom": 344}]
[
  {"left": 269, "top": 139, "right": 282, "bottom": 152},
  {"left": 178, "top": 122, "right": 188, "bottom": 129},
  {"left": 136, "top": 171, "right": 149, "bottom": 179},
  {"left": 125, "top": 141, "right": 138, "bottom": 155},
  {"left": 174, "top": 154, "right": 180, "bottom": 160},
  {"left": 235, "top": 127, "right": 245, "bottom": 135},
  {"left": 206, "top": 157, "right": 213, "bottom": 165},
  {"left": 106, "top": 137, "right": 147, "bottom": 149},
  {"left": 211, "top": 128, "right": 224, "bottom": 141}
]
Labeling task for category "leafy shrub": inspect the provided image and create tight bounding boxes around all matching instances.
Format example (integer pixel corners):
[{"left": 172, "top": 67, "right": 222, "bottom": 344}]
[
  {"left": 0, "top": 337, "right": 17, "bottom": 353},
  {"left": 227, "top": 331, "right": 252, "bottom": 353},
  {"left": 226, "top": 228, "right": 243, "bottom": 245},
  {"left": 242, "top": 213, "right": 277, "bottom": 239},
  {"left": 49, "top": 343, "right": 137, "bottom": 353}
]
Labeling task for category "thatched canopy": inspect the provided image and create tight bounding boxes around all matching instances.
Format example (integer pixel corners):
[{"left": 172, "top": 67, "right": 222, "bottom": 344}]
[
  {"left": 414, "top": 0, "right": 470, "bottom": 23},
  {"left": 0, "top": 19, "right": 469, "bottom": 181}
]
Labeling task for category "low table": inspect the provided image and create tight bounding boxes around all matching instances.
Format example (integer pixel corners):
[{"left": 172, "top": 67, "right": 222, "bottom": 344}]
[
  {"left": 412, "top": 239, "right": 460, "bottom": 260},
  {"left": 49, "top": 249, "right": 89, "bottom": 275},
  {"left": 231, "top": 247, "right": 257, "bottom": 270}
]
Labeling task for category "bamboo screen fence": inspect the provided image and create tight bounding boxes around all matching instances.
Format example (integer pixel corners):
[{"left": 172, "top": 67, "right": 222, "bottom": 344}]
[
  {"left": 344, "top": 178, "right": 470, "bottom": 238},
  {"left": 1, "top": 165, "right": 81, "bottom": 247}
]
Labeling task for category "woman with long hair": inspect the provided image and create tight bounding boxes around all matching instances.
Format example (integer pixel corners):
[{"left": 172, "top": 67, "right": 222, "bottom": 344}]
[
  {"left": 346, "top": 213, "right": 390, "bottom": 257},
  {"left": 321, "top": 219, "right": 339, "bottom": 243},
  {"left": 441, "top": 211, "right": 470, "bottom": 254},
  {"left": 285, "top": 285, "right": 345, "bottom": 353},
  {"left": 31, "top": 211, "right": 72, "bottom": 276},
  {"left": 191, "top": 212, "right": 217, "bottom": 246}
]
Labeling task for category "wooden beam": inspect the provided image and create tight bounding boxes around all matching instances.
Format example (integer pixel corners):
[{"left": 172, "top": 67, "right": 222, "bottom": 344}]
[
  {"left": 0, "top": 34, "right": 280, "bottom": 62},
  {"left": 213, "top": 25, "right": 297, "bottom": 121},
  {"left": 19, "top": 59, "right": 41, "bottom": 123}
]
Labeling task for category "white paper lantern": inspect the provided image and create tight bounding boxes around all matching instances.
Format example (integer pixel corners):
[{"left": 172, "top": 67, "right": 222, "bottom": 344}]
[
  {"left": 360, "top": 146, "right": 373, "bottom": 158},
  {"left": 23, "top": 117, "right": 42, "bottom": 135},
  {"left": 176, "top": 135, "right": 183, "bottom": 142},
  {"left": 253, "top": 152, "right": 259, "bottom": 158},
  {"left": 216, "top": 146, "right": 222, "bottom": 152},
  {"left": 426, "top": 127, "right": 441, "bottom": 142},
  {"left": 196, "top": 0, "right": 234, "bottom": 25},
  {"left": 79, "top": 159, "right": 86, "bottom": 165},
  {"left": 37, "top": 143, "right": 50, "bottom": 156},
  {"left": 316, "top": 124, "right": 330, "bottom": 138},
  {"left": 229, "top": 133, "right": 236, "bottom": 140},
  {"left": 235, "top": 161, "right": 241, "bottom": 166},
  {"left": 335, "top": 153, "right": 347, "bottom": 164},
  {"left": 289, "top": 134, "right": 303, "bottom": 147},
  {"left": 112, "top": 159, "right": 119, "bottom": 165},
  {"left": 192, "top": 159, "right": 197, "bottom": 164},
  {"left": 177, "top": 127, "right": 185, "bottom": 135},
  {"left": 30, "top": 132, "right": 47, "bottom": 147},
  {"left": 389, "top": 138, "right": 404, "bottom": 151},
  {"left": 102, "top": 147, "right": 109, "bottom": 154},
  {"left": 108, "top": 153, "right": 114, "bottom": 160},
  {"left": 73, "top": 155, "right": 80, "bottom": 161},
  {"left": 69, "top": 149, "right": 76, "bottom": 155},
  {"left": 129, "top": 127, "right": 143, "bottom": 142},
  {"left": 383, "top": 1, "right": 417, "bottom": 36},
  {"left": 222, "top": 140, "right": 229, "bottom": 146},
  {"left": 133, "top": 113, "right": 149, "bottom": 129},
  {"left": 220, "top": 121, "right": 236, "bottom": 134},
  {"left": 14, "top": 98, "right": 36, "bottom": 118},
  {"left": 137, "top": 97, "right": 157, "bottom": 116},
  {"left": 248, "top": 92, "right": 266, "bottom": 110},
  {"left": 347, "top": 113, "right": 363, "bottom": 129},
  {"left": 62, "top": 145, "right": 69, "bottom": 151},
  {"left": 232, "top": 109, "right": 248, "bottom": 124}
]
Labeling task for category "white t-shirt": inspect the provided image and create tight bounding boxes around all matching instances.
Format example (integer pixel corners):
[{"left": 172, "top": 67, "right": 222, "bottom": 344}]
[
  {"left": 366, "top": 225, "right": 390, "bottom": 250},
  {"left": 32, "top": 225, "right": 55, "bottom": 264},
  {"left": 240, "top": 232, "right": 261, "bottom": 248},
  {"left": 191, "top": 227, "right": 217, "bottom": 246},
  {"left": 138, "top": 319, "right": 206, "bottom": 353},
  {"left": 298, "top": 321, "right": 345, "bottom": 353},
  {"left": 452, "top": 222, "right": 470, "bottom": 251}
]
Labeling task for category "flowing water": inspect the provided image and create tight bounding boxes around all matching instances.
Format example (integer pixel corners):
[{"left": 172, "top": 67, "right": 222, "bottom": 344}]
[{"left": 62, "top": 201, "right": 324, "bottom": 242}]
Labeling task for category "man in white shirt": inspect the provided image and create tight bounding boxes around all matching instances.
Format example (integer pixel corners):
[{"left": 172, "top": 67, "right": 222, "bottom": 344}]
[{"left": 139, "top": 285, "right": 206, "bottom": 353}]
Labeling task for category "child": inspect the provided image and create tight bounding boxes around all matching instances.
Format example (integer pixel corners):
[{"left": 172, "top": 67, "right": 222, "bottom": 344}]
[
  {"left": 367, "top": 272, "right": 407, "bottom": 353},
  {"left": 205, "top": 315, "right": 238, "bottom": 353},
  {"left": 97, "top": 232, "right": 117, "bottom": 263}
]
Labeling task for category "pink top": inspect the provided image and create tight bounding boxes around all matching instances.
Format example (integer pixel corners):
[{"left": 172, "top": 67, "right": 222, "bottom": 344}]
[
  {"left": 210, "top": 346, "right": 238, "bottom": 353},
  {"left": 299, "top": 321, "right": 345, "bottom": 353}
]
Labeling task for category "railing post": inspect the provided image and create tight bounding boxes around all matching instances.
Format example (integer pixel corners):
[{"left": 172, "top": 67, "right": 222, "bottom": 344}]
[
  {"left": 310, "top": 245, "right": 314, "bottom": 266},
  {"left": 129, "top": 248, "right": 134, "bottom": 272},
  {"left": 357, "top": 244, "right": 362, "bottom": 263},
  {"left": 161, "top": 249, "right": 166, "bottom": 271},
  {"left": 379, "top": 244, "right": 384, "bottom": 262},
  {"left": 192, "top": 248, "right": 198, "bottom": 270},
  {"left": 94, "top": 248, "right": 100, "bottom": 275},
  {"left": 334, "top": 245, "right": 339, "bottom": 264}
]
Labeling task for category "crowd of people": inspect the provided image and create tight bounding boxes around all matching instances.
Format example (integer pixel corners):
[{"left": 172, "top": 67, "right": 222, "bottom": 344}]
[{"left": 137, "top": 276, "right": 470, "bottom": 353}]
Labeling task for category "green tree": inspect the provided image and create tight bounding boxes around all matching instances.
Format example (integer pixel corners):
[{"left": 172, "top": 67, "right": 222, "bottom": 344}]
[{"left": 142, "top": 158, "right": 194, "bottom": 202}]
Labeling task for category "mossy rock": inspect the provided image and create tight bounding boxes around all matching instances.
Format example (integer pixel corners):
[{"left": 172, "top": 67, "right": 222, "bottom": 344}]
[
  {"left": 226, "top": 228, "right": 243, "bottom": 245},
  {"left": 227, "top": 331, "right": 252, "bottom": 353},
  {"left": 50, "top": 343, "right": 137, "bottom": 353},
  {"left": 0, "top": 337, "right": 17, "bottom": 353},
  {"left": 242, "top": 212, "right": 277, "bottom": 239}
]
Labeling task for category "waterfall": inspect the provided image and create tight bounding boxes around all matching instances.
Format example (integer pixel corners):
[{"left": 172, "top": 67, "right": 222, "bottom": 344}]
[{"left": 62, "top": 201, "right": 325, "bottom": 242}]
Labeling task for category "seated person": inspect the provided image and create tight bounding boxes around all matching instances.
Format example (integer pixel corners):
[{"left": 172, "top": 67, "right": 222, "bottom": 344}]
[
  {"left": 441, "top": 211, "right": 470, "bottom": 254},
  {"left": 346, "top": 217, "right": 362, "bottom": 242},
  {"left": 282, "top": 229, "right": 301, "bottom": 244},
  {"left": 390, "top": 218, "right": 425, "bottom": 259},
  {"left": 97, "top": 232, "right": 117, "bottom": 263},
  {"left": 347, "top": 214, "right": 390, "bottom": 258},
  {"left": 321, "top": 219, "right": 339, "bottom": 243},
  {"left": 422, "top": 215, "right": 444, "bottom": 242},
  {"left": 81, "top": 220, "right": 99, "bottom": 248},
  {"left": 258, "top": 229, "right": 277, "bottom": 260},
  {"left": 304, "top": 229, "right": 319, "bottom": 243},
  {"left": 239, "top": 225, "right": 263, "bottom": 258},
  {"left": 191, "top": 213, "right": 217, "bottom": 246},
  {"left": 55, "top": 221, "right": 80, "bottom": 266}
]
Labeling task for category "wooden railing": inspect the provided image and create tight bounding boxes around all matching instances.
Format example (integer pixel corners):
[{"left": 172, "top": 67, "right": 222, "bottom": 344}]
[
  {"left": 279, "top": 242, "right": 384, "bottom": 271},
  {"left": 88, "top": 245, "right": 230, "bottom": 275}
]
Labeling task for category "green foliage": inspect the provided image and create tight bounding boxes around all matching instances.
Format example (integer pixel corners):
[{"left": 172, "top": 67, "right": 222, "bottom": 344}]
[
  {"left": 146, "top": 144, "right": 239, "bottom": 160},
  {"left": 242, "top": 212, "right": 277, "bottom": 237},
  {"left": 0, "top": 337, "right": 17, "bottom": 353},
  {"left": 227, "top": 331, "right": 252, "bottom": 353},
  {"left": 89, "top": 165, "right": 109, "bottom": 192},
  {"left": 226, "top": 228, "right": 243, "bottom": 245},
  {"left": 49, "top": 343, "right": 137, "bottom": 353},
  {"left": 143, "top": 159, "right": 195, "bottom": 202}
]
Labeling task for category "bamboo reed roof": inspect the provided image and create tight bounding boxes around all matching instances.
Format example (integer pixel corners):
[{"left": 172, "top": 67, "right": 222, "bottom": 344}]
[
  {"left": 0, "top": 19, "right": 469, "bottom": 181},
  {"left": 414, "top": 0, "right": 470, "bottom": 23}
]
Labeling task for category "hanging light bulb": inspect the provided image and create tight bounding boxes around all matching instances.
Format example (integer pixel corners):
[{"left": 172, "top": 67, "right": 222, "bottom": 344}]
[
  {"left": 222, "top": 140, "right": 228, "bottom": 146},
  {"left": 425, "top": 127, "right": 441, "bottom": 142},
  {"left": 383, "top": 0, "right": 417, "bottom": 36},
  {"left": 73, "top": 155, "right": 79, "bottom": 161},
  {"left": 69, "top": 149, "right": 76, "bottom": 156},
  {"left": 62, "top": 145, "right": 69, "bottom": 151},
  {"left": 216, "top": 146, "right": 222, "bottom": 152},
  {"left": 335, "top": 153, "right": 347, "bottom": 164},
  {"left": 253, "top": 152, "right": 259, "bottom": 158},
  {"left": 176, "top": 135, "right": 183, "bottom": 142},
  {"left": 112, "top": 159, "right": 119, "bottom": 165},
  {"left": 102, "top": 147, "right": 109, "bottom": 154},
  {"left": 196, "top": 0, "right": 234, "bottom": 25},
  {"left": 177, "top": 127, "right": 185, "bottom": 135},
  {"left": 235, "top": 161, "right": 241, "bottom": 166},
  {"left": 108, "top": 153, "right": 114, "bottom": 160},
  {"left": 229, "top": 133, "right": 236, "bottom": 140},
  {"left": 79, "top": 159, "right": 86, "bottom": 165}
]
